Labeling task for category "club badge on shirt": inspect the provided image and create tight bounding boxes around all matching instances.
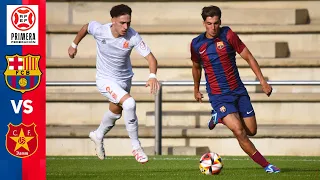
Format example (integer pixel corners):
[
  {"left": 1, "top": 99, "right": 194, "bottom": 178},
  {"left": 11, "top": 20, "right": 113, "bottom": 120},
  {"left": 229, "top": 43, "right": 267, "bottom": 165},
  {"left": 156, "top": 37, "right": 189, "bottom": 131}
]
[
  {"left": 220, "top": 106, "right": 226, "bottom": 113},
  {"left": 217, "top": 41, "right": 225, "bottom": 50},
  {"left": 123, "top": 41, "right": 129, "bottom": 48}
]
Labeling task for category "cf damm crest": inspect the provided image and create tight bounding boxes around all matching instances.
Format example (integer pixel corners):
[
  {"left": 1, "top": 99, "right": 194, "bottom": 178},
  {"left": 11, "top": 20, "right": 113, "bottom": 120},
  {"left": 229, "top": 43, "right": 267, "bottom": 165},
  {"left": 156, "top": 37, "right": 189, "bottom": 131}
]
[
  {"left": 6, "top": 123, "right": 38, "bottom": 158},
  {"left": 4, "top": 54, "right": 42, "bottom": 93}
]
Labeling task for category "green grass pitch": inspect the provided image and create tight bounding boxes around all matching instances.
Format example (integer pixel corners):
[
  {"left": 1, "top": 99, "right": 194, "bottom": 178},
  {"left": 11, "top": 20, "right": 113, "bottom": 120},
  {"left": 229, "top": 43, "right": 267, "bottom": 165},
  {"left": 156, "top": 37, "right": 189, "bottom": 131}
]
[{"left": 47, "top": 156, "right": 320, "bottom": 180}]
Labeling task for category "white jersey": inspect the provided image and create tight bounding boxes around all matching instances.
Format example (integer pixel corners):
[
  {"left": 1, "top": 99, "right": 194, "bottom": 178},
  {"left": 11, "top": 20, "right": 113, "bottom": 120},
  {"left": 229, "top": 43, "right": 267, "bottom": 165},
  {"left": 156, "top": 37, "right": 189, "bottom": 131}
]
[{"left": 88, "top": 21, "right": 151, "bottom": 81}]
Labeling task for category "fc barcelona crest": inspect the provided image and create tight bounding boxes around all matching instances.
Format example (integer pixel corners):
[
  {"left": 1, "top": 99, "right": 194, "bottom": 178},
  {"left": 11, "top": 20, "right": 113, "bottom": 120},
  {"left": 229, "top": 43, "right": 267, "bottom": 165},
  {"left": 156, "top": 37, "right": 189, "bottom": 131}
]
[
  {"left": 4, "top": 54, "right": 42, "bottom": 93},
  {"left": 5, "top": 123, "right": 38, "bottom": 158},
  {"left": 217, "top": 41, "right": 225, "bottom": 50},
  {"left": 220, "top": 106, "right": 226, "bottom": 113}
]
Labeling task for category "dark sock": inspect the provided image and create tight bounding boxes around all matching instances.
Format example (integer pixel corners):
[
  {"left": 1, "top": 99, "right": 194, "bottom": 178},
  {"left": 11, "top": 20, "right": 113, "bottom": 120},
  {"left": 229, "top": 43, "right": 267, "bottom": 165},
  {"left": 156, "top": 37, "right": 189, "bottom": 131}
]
[{"left": 250, "top": 151, "right": 269, "bottom": 168}]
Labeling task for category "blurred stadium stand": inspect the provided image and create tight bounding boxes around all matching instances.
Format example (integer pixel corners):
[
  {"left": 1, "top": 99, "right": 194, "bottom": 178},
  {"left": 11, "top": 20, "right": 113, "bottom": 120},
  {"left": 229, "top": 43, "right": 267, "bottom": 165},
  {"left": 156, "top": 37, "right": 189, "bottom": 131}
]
[{"left": 46, "top": 0, "right": 320, "bottom": 156}]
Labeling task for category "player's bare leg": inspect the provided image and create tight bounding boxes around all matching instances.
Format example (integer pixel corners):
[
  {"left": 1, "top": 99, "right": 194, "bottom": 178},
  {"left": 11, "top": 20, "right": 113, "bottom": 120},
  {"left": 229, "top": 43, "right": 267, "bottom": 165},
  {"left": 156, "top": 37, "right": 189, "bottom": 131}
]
[
  {"left": 120, "top": 94, "right": 148, "bottom": 164},
  {"left": 109, "top": 102, "right": 123, "bottom": 114},
  {"left": 223, "top": 113, "right": 280, "bottom": 173},
  {"left": 240, "top": 115, "right": 257, "bottom": 136},
  {"left": 222, "top": 113, "right": 257, "bottom": 155},
  {"left": 89, "top": 102, "right": 122, "bottom": 160}
]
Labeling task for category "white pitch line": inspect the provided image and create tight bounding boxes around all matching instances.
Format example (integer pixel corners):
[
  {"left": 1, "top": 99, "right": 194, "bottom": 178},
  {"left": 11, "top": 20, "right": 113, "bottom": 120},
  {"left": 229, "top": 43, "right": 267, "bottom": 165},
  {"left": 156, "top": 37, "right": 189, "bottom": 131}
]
[
  {"left": 46, "top": 172, "right": 316, "bottom": 177},
  {"left": 46, "top": 156, "right": 320, "bottom": 162}
]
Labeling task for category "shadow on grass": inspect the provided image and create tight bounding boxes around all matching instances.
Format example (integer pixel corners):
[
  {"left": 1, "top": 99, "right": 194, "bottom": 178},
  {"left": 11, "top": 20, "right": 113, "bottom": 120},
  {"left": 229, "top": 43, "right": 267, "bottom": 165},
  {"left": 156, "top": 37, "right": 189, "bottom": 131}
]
[{"left": 278, "top": 168, "right": 319, "bottom": 173}]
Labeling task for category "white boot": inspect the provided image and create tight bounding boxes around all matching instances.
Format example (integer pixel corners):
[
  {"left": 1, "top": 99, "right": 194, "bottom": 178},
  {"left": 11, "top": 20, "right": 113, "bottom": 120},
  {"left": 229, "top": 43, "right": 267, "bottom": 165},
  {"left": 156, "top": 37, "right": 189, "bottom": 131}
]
[
  {"left": 132, "top": 147, "right": 148, "bottom": 164},
  {"left": 89, "top": 131, "right": 105, "bottom": 160}
]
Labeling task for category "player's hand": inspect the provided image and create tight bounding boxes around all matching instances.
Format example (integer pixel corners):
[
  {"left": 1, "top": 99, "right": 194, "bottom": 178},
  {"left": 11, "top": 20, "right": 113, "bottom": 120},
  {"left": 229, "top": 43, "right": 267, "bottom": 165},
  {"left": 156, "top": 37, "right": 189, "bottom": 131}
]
[
  {"left": 261, "top": 81, "right": 273, "bottom": 97},
  {"left": 146, "top": 78, "right": 160, "bottom": 94},
  {"left": 194, "top": 91, "right": 203, "bottom": 103},
  {"left": 68, "top": 46, "right": 77, "bottom": 59}
]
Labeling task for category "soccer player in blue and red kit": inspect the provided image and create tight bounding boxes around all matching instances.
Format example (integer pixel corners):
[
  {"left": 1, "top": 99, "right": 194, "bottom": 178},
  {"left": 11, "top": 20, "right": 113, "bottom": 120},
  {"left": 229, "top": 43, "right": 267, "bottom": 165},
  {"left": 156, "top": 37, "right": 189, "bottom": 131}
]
[{"left": 190, "top": 5, "right": 280, "bottom": 173}]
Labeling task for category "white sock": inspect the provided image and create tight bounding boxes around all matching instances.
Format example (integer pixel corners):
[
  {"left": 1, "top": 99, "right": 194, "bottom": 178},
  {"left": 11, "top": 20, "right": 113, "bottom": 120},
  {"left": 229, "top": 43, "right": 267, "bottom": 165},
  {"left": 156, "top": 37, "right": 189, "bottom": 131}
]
[
  {"left": 122, "top": 97, "right": 141, "bottom": 150},
  {"left": 96, "top": 110, "right": 121, "bottom": 140}
]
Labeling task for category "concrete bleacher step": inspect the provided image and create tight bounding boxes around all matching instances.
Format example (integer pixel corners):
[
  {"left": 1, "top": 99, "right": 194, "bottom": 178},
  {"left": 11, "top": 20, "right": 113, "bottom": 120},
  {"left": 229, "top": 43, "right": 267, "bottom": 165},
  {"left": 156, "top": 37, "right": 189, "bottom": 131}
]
[
  {"left": 47, "top": 57, "right": 320, "bottom": 68},
  {"left": 46, "top": 84, "right": 320, "bottom": 95},
  {"left": 44, "top": 82, "right": 257, "bottom": 96},
  {"left": 46, "top": 125, "right": 320, "bottom": 156},
  {"left": 46, "top": 57, "right": 320, "bottom": 93},
  {"left": 46, "top": 24, "right": 320, "bottom": 34},
  {"left": 144, "top": 109, "right": 320, "bottom": 128},
  {"left": 46, "top": 94, "right": 320, "bottom": 126},
  {"left": 143, "top": 146, "right": 210, "bottom": 156},
  {"left": 46, "top": 92, "right": 320, "bottom": 103},
  {"left": 46, "top": 67, "right": 320, "bottom": 82},
  {"left": 47, "top": 2, "right": 309, "bottom": 25},
  {"left": 290, "top": 51, "right": 320, "bottom": 58},
  {"left": 47, "top": 34, "right": 290, "bottom": 59},
  {"left": 46, "top": 125, "right": 320, "bottom": 138},
  {"left": 47, "top": 1, "right": 320, "bottom": 23}
]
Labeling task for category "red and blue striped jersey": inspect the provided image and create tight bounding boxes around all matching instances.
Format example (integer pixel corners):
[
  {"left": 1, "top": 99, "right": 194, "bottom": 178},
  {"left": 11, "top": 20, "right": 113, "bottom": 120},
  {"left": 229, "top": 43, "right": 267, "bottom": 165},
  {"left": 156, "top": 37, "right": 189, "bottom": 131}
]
[{"left": 190, "top": 26, "right": 246, "bottom": 95}]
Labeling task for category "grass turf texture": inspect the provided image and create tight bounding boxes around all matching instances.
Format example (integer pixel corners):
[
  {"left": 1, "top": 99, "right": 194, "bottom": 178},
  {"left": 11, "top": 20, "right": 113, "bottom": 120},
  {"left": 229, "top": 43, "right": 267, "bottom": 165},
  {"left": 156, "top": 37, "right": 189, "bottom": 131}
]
[{"left": 47, "top": 156, "right": 320, "bottom": 180}]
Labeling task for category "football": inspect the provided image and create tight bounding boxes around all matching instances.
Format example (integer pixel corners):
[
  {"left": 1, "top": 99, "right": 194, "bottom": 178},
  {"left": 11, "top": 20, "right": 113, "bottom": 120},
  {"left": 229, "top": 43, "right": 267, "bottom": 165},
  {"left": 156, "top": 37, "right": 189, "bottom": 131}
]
[{"left": 199, "top": 152, "right": 223, "bottom": 175}]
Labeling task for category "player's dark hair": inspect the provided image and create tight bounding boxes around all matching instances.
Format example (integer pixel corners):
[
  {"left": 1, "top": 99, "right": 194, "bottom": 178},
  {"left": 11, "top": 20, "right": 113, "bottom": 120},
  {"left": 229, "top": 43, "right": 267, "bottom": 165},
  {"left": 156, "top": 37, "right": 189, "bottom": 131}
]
[
  {"left": 110, "top": 4, "right": 132, "bottom": 18},
  {"left": 201, "top": 6, "right": 221, "bottom": 21}
]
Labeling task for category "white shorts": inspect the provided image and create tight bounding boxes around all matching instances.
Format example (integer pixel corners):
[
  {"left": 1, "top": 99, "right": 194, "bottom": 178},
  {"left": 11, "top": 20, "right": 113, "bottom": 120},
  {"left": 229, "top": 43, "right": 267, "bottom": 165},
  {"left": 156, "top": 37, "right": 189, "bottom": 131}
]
[{"left": 96, "top": 78, "right": 132, "bottom": 104}]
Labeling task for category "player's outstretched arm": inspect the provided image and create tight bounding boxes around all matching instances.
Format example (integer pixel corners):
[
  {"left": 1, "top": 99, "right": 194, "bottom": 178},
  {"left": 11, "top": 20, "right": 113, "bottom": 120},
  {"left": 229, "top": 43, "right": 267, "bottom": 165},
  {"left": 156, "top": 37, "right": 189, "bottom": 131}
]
[
  {"left": 144, "top": 53, "right": 160, "bottom": 94},
  {"left": 68, "top": 23, "right": 89, "bottom": 59},
  {"left": 192, "top": 61, "right": 203, "bottom": 102},
  {"left": 240, "top": 47, "right": 272, "bottom": 97}
]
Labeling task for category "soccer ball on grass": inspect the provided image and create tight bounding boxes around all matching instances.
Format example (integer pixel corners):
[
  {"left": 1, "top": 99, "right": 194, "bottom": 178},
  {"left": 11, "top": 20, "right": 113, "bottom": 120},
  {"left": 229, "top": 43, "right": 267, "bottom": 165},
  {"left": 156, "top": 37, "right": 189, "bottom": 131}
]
[{"left": 199, "top": 152, "right": 223, "bottom": 175}]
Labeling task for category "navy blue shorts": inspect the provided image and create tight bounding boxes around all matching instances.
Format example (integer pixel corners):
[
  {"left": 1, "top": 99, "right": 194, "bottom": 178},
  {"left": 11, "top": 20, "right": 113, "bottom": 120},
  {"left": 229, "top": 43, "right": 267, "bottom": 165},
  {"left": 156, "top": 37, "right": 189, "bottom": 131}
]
[{"left": 208, "top": 92, "right": 255, "bottom": 120}]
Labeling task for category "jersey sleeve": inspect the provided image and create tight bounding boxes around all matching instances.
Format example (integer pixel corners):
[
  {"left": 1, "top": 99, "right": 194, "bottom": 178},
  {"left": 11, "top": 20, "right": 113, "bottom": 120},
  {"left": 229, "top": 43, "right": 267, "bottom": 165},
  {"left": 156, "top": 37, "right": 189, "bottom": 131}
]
[
  {"left": 190, "top": 41, "right": 200, "bottom": 62},
  {"left": 226, "top": 28, "right": 246, "bottom": 54},
  {"left": 87, "top": 21, "right": 102, "bottom": 37},
  {"left": 132, "top": 32, "right": 151, "bottom": 57}
]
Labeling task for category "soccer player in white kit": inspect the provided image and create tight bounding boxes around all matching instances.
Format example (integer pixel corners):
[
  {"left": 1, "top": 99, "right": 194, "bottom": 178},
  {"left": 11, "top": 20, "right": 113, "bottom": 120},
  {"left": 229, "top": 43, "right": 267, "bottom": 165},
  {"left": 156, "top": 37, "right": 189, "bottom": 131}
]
[{"left": 68, "top": 4, "right": 160, "bottom": 163}]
